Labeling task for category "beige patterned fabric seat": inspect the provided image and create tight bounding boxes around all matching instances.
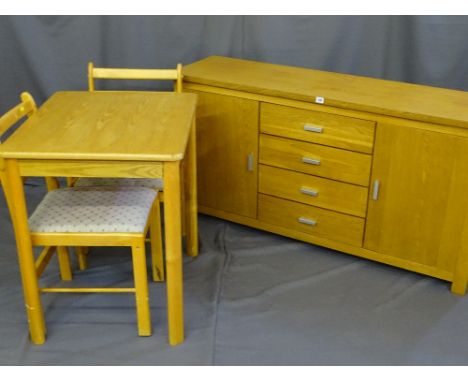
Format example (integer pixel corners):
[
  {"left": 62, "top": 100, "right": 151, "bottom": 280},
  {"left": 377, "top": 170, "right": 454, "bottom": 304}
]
[
  {"left": 74, "top": 177, "right": 163, "bottom": 190},
  {"left": 29, "top": 186, "right": 158, "bottom": 233}
]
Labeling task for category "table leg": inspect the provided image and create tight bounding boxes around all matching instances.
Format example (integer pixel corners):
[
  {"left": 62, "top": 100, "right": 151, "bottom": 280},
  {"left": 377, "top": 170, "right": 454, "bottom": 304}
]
[
  {"left": 163, "top": 160, "right": 184, "bottom": 345},
  {"left": 185, "top": 116, "right": 199, "bottom": 257},
  {"left": 180, "top": 159, "right": 186, "bottom": 237},
  {"left": 3, "top": 159, "right": 46, "bottom": 344}
]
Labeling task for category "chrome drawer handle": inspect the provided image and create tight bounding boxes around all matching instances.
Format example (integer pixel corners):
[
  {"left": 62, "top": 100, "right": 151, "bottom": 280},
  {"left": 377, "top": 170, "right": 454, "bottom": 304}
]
[
  {"left": 304, "top": 124, "right": 323, "bottom": 133},
  {"left": 300, "top": 187, "right": 319, "bottom": 197},
  {"left": 247, "top": 153, "right": 254, "bottom": 172},
  {"left": 302, "top": 157, "right": 321, "bottom": 166},
  {"left": 298, "top": 217, "right": 317, "bottom": 226}
]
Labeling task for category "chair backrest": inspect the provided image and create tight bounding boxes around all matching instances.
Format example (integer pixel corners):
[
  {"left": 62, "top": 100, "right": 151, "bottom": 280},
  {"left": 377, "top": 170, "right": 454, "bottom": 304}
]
[
  {"left": 0, "top": 92, "right": 38, "bottom": 187},
  {"left": 0, "top": 92, "right": 37, "bottom": 142},
  {"left": 88, "top": 62, "right": 183, "bottom": 93}
]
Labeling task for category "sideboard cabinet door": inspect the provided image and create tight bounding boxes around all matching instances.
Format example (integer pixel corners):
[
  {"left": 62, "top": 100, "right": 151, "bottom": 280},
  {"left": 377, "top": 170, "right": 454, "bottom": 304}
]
[
  {"left": 364, "top": 123, "right": 468, "bottom": 287},
  {"left": 190, "top": 90, "right": 259, "bottom": 218}
]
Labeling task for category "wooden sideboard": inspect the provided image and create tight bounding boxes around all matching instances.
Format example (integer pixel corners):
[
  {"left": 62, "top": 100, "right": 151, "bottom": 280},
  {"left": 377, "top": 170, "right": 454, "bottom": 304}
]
[{"left": 183, "top": 56, "right": 468, "bottom": 295}]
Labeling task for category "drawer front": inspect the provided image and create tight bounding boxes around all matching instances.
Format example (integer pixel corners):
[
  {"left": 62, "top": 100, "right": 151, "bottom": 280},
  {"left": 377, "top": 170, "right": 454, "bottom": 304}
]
[
  {"left": 259, "top": 134, "right": 372, "bottom": 186},
  {"left": 258, "top": 194, "right": 365, "bottom": 246},
  {"left": 259, "top": 164, "right": 368, "bottom": 217},
  {"left": 260, "top": 103, "right": 375, "bottom": 154}
]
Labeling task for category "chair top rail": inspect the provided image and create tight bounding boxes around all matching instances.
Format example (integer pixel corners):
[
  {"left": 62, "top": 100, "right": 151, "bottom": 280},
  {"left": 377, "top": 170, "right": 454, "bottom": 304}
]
[
  {"left": 0, "top": 92, "right": 36, "bottom": 138},
  {"left": 88, "top": 62, "right": 183, "bottom": 92},
  {"left": 92, "top": 67, "right": 180, "bottom": 80}
]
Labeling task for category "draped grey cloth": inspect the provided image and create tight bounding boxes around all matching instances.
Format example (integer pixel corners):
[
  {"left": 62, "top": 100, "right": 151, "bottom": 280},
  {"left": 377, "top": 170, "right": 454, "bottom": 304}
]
[
  {"left": 1, "top": 16, "right": 468, "bottom": 365},
  {"left": 1, "top": 15, "right": 467, "bottom": 110}
]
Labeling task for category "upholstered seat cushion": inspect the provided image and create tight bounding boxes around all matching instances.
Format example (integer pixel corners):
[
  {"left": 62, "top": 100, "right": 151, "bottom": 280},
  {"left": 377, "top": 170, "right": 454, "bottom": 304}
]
[
  {"left": 29, "top": 187, "right": 158, "bottom": 233},
  {"left": 74, "top": 177, "right": 163, "bottom": 189}
]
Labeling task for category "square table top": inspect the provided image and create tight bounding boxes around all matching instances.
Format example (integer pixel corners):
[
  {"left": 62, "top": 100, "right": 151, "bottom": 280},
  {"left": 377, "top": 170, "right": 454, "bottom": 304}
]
[{"left": 0, "top": 91, "right": 197, "bottom": 162}]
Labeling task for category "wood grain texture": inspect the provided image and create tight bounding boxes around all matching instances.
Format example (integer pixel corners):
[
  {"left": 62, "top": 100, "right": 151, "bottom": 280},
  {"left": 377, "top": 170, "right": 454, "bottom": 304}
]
[
  {"left": 184, "top": 117, "right": 198, "bottom": 257},
  {"left": 184, "top": 56, "right": 468, "bottom": 129},
  {"left": 132, "top": 240, "right": 152, "bottom": 336},
  {"left": 57, "top": 246, "right": 72, "bottom": 281},
  {"left": 259, "top": 134, "right": 372, "bottom": 186},
  {"left": 0, "top": 91, "right": 192, "bottom": 344},
  {"left": 261, "top": 102, "right": 375, "bottom": 153},
  {"left": 259, "top": 164, "right": 368, "bottom": 217},
  {"left": 0, "top": 91, "right": 197, "bottom": 161},
  {"left": 92, "top": 68, "right": 180, "bottom": 80},
  {"left": 163, "top": 161, "right": 184, "bottom": 345},
  {"left": 187, "top": 89, "right": 259, "bottom": 218},
  {"left": 88, "top": 62, "right": 183, "bottom": 93},
  {"left": 258, "top": 194, "right": 365, "bottom": 247},
  {"left": 184, "top": 56, "right": 468, "bottom": 294},
  {"left": 452, "top": 208, "right": 468, "bottom": 294},
  {"left": 40, "top": 288, "right": 135, "bottom": 293},
  {"left": 18, "top": 159, "right": 163, "bottom": 179},
  {"left": 365, "top": 123, "right": 468, "bottom": 274},
  {"left": 35, "top": 246, "right": 56, "bottom": 278},
  {"left": 31, "top": 233, "right": 145, "bottom": 247},
  {"left": 88, "top": 62, "right": 183, "bottom": 94}
]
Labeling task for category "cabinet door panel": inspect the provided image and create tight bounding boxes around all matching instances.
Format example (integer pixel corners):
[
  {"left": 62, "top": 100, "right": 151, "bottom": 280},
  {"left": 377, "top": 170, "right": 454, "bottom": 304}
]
[
  {"left": 365, "top": 123, "right": 468, "bottom": 273},
  {"left": 190, "top": 90, "right": 259, "bottom": 218}
]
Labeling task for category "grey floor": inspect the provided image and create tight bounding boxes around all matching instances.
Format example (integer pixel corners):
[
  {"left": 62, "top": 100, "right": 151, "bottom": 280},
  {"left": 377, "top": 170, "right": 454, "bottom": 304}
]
[{"left": 1, "top": 181, "right": 468, "bottom": 365}]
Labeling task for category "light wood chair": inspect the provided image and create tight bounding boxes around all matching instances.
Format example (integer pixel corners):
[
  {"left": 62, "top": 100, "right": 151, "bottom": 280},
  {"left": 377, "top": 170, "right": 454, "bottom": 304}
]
[
  {"left": 0, "top": 93, "right": 161, "bottom": 338},
  {"left": 0, "top": 92, "right": 73, "bottom": 281},
  {"left": 88, "top": 62, "right": 183, "bottom": 93},
  {"left": 72, "top": 62, "right": 184, "bottom": 279}
]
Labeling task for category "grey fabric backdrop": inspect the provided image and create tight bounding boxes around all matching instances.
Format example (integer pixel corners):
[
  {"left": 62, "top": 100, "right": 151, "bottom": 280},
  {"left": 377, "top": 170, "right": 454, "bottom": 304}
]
[
  {"left": 1, "top": 15, "right": 468, "bottom": 111},
  {"left": 1, "top": 16, "right": 468, "bottom": 365}
]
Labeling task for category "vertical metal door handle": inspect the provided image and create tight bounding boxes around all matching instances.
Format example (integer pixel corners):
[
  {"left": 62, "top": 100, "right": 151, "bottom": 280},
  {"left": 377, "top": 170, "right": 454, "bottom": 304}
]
[
  {"left": 302, "top": 157, "right": 321, "bottom": 166},
  {"left": 372, "top": 180, "right": 380, "bottom": 200},
  {"left": 247, "top": 153, "right": 254, "bottom": 172},
  {"left": 304, "top": 124, "right": 323, "bottom": 133}
]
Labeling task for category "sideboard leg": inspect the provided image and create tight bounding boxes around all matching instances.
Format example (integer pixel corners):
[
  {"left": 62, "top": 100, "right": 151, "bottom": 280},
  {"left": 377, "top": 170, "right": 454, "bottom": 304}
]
[
  {"left": 451, "top": 255, "right": 468, "bottom": 295},
  {"left": 451, "top": 279, "right": 468, "bottom": 296},
  {"left": 452, "top": 243, "right": 468, "bottom": 295}
]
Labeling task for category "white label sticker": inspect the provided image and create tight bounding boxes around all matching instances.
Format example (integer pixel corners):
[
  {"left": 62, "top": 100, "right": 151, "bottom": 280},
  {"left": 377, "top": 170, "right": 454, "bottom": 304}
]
[{"left": 315, "top": 96, "right": 325, "bottom": 104}]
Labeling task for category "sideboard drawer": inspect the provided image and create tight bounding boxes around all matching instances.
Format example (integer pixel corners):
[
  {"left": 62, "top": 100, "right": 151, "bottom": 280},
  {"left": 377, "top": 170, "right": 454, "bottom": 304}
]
[
  {"left": 259, "top": 164, "right": 368, "bottom": 217},
  {"left": 259, "top": 134, "right": 372, "bottom": 186},
  {"left": 260, "top": 103, "right": 375, "bottom": 154},
  {"left": 258, "top": 194, "right": 365, "bottom": 246}
]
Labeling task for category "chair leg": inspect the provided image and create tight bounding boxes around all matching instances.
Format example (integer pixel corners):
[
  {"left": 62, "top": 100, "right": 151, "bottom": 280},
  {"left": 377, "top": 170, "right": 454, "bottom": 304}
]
[
  {"left": 57, "top": 246, "right": 72, "bottom": 281},
  {"left": 44, "top": 177, "right": 73, "bottom": 281},
  {"left": 151, "top": 202, "right": 164, "bottom": 282},
  {"left": 132, "top": 241, "right": 151, "bottom": 336},
  {"left": 157, "top": 191, "right": 164, "bottom": 202},
  {"left": 45, "top": 177, "right": 60, "bottom": 191},
  {"left": 66, "top": 177, "right": 77, "bottom": 187},
  {"left": 76, "top": 247, "right": 89, "bottom": 270}
]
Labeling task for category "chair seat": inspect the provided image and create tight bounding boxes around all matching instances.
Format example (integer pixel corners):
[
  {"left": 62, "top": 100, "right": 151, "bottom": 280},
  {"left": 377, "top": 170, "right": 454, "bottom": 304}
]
[
  {"left": 74, "top": 177, "right": 163, "bottom": 189},
  {"left": 29, "top": 187, "right": 158, "bottom": 233}
]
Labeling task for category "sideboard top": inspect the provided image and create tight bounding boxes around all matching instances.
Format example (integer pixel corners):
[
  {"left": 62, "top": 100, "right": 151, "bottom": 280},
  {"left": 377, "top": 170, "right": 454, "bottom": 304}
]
[{"left": 183, "top": 56, "right": 468, "bottom": 129}]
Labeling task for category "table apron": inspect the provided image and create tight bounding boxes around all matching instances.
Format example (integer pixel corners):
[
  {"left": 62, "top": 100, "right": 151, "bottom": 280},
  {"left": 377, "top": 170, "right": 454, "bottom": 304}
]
[{"left": 17, "top": 159, "right": 164, "bottom": 178}]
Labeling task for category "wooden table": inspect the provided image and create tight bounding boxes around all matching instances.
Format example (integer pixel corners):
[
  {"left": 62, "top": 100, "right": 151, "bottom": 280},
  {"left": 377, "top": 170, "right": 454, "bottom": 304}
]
[{"left": 0, "top": 91, "right": 198, "bottom": 345}]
